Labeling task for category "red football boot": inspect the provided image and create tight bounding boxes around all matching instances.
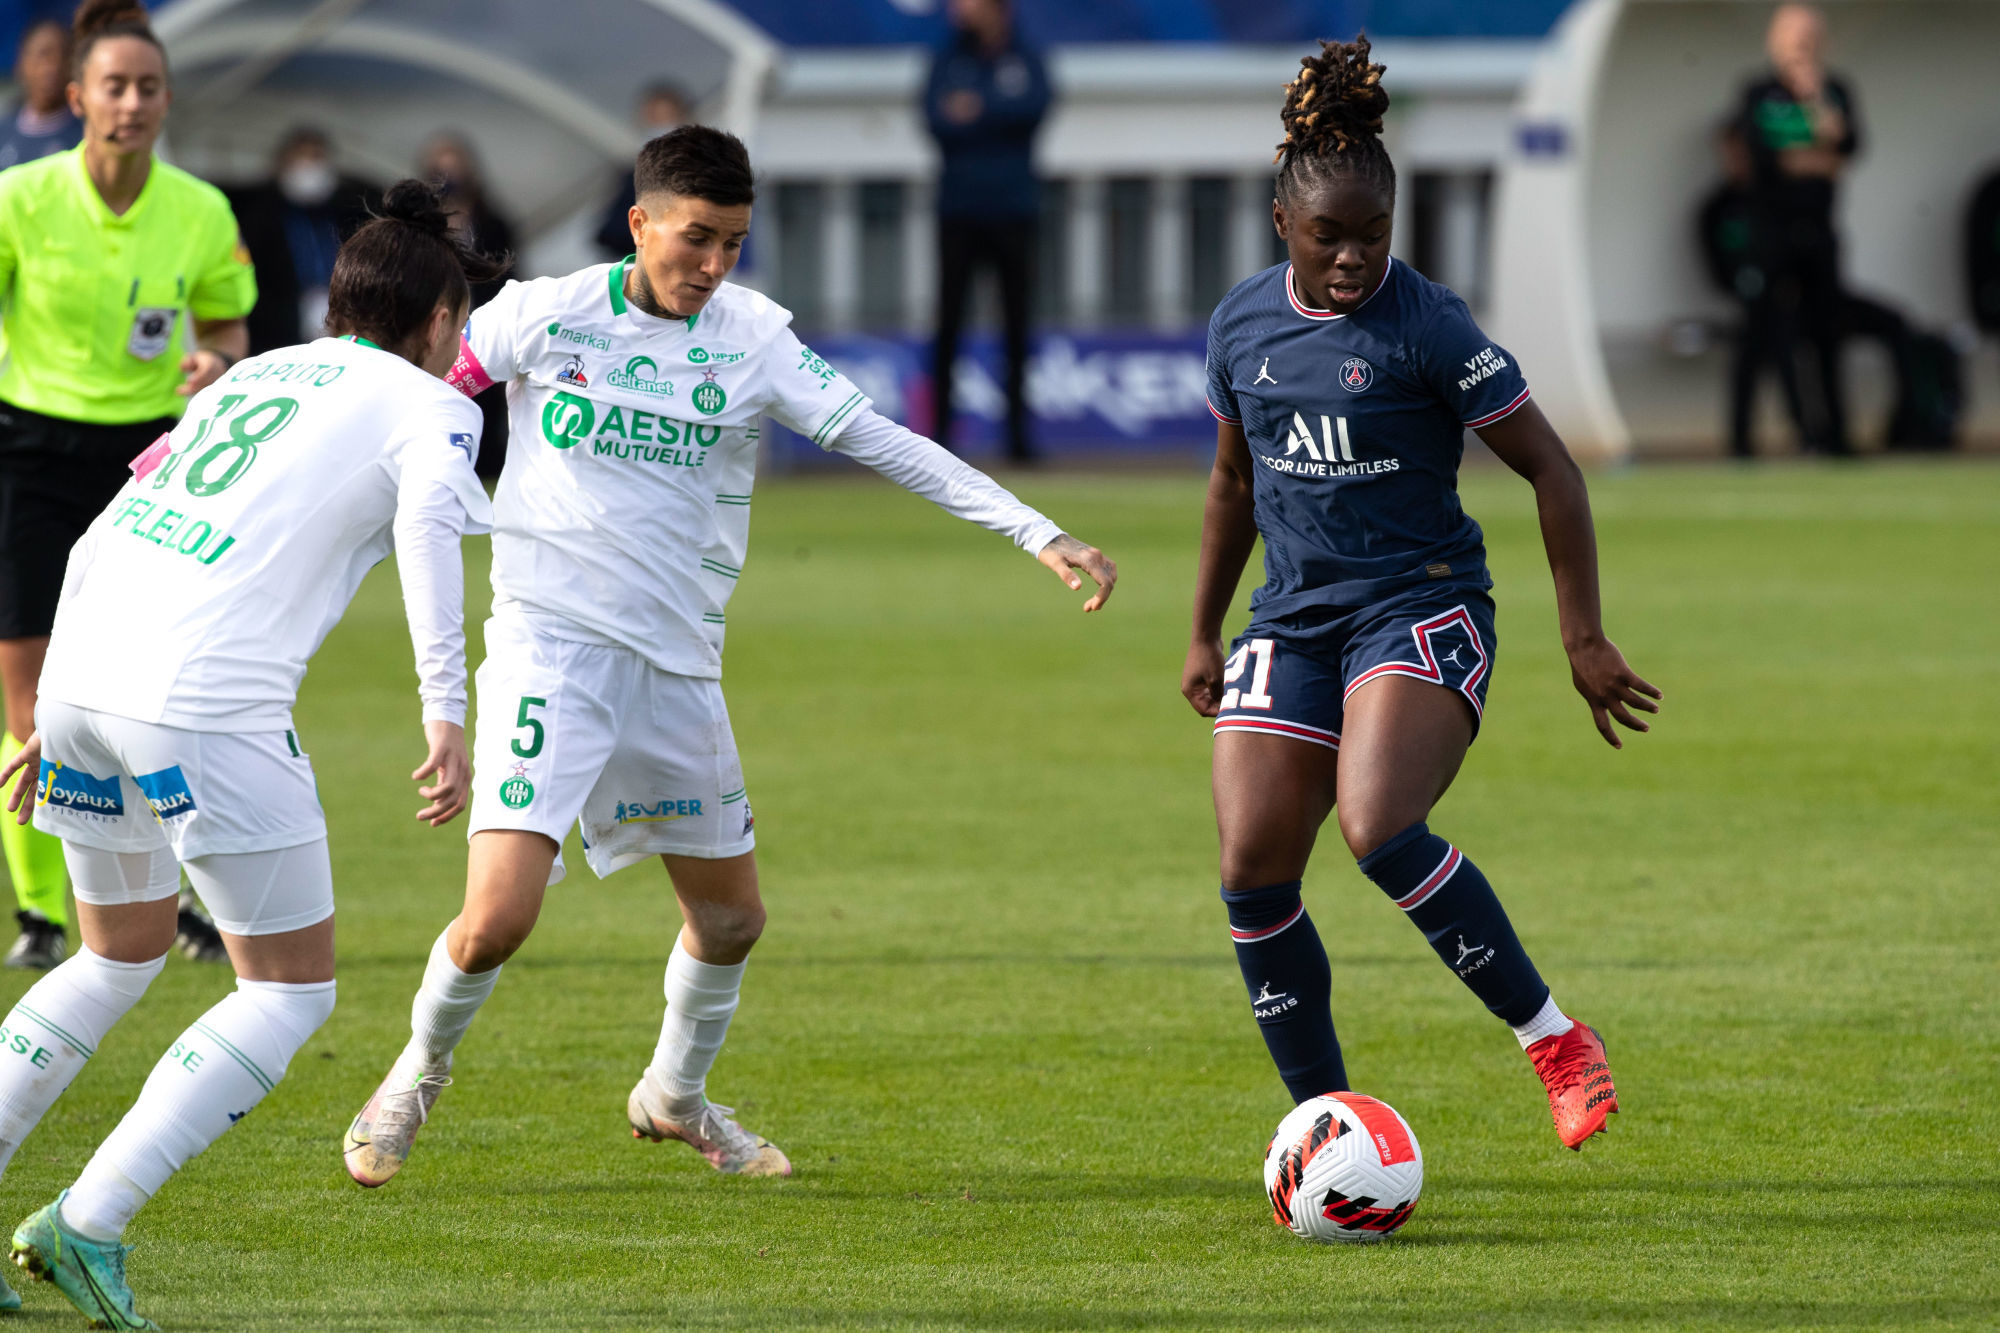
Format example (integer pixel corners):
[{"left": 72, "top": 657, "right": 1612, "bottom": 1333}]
[{"left": 1526, "top": 1021, "right": 1618, "bottom": 1149}]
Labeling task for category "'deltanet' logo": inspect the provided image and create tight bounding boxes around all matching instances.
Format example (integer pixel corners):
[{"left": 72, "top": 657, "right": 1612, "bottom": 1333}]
[
  {"left": 540, "top": 391, "right": 595, "bottom": 448},
  {"left": 498, "top": 775, "right": 535, "bottom": 809},
  {"left": 606, "top": 355, "right": 674, "bottom": 396},
  {"left": 1340, "top": 357, "right": 1373, "bottom": 392},
  {"left": 692, "top": 369, "right": 727, "bottom": 416}
]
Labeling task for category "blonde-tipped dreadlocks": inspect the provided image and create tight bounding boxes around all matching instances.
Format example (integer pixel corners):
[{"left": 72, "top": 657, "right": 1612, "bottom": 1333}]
[{"left": 1275, "top": 36, "right": 1395, "bottom": 206}]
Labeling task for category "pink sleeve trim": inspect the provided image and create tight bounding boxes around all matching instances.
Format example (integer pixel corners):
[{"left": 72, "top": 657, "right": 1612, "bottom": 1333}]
[
  {"left": 1464, "top": 386, "right": 1531, "bottom": 429},
  {"left": 1207, "top": 397, "right": 1241, "bottom": 425},
  {"left": 445, "top": 337, "right": 496, "bottom": 398}
]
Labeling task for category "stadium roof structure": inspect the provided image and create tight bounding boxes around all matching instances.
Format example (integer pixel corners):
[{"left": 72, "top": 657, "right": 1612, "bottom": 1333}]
[{"left": 146, "top": 0, "right": 777, "bottom": 232}]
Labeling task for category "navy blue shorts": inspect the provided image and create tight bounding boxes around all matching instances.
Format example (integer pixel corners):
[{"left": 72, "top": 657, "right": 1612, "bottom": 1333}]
[{"left": 1213, "top": 586, "right": 1497, "bottom": 750}]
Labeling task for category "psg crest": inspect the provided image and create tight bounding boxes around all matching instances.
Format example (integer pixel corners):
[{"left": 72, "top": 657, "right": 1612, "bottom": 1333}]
[{"left": 1340, "top": 357, "right": 1373, "bottom": 393}]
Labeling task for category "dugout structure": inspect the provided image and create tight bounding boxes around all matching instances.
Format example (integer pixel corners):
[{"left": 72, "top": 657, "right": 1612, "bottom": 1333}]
[
  {"left": 1493, "top": 0, "right": 2000, "bottom": 458},
  {"left": 149, "top": 0, "right": 776, "bottom": 248}
]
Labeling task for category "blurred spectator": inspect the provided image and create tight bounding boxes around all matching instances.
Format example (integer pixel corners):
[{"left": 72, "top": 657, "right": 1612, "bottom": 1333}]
[
  {"left": 1969, "top": 167, "right": 2000, "bottom": 335},
  {"left": 420, "top": 132, "right": 516, "bottom": 477},
  {"left": 0, "top": 19, "right": 79, "bottom": 170},
  {"left": 595, "top": 83, "right": 690, "bottom": 260},
  {"left": 227, "top": 127, "right": 378, "bottom": 354},
  {"left": 1697, "top": 123, "right": 1801, "bottom": 458},
  {"left": 924, "top": 0, "right": 1049, "bottom": 462},
  {"left": 421, "top": 132, "right": 516, "bottom": 306},
  {"left": 1734, "top": 3, "right": 1859, "bottom": 455}
]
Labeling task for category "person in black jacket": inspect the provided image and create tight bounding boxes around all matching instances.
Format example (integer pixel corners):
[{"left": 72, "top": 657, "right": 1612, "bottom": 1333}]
[
  {"left": 227, "top": 127, "right": 377, "bottom": 355},
  {"left": 595, "top": 84, "right": 689, "bottom": 261},
  {"left": 1698, "top": 123, "right": 1807, "bottom": 458},
  {"left": 1969, "top": 168, "right": 2000, "bottom": 336},
  {"left": 1735, "top": 4, "right": 1860, "bottom": 455},
  {"left": 420, "top": 132, "right": 516, "bottom": 477},
  {"left": 924, "top": 0, "right": 1051, "bottom": 462}
]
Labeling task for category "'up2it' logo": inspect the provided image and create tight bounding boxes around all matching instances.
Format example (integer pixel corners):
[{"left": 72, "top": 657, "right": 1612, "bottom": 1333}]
[{"left": 541, "top": 391, "right": 595, "bottom": 449}]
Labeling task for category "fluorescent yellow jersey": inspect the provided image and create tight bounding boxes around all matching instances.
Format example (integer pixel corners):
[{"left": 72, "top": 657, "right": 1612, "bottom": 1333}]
[{"left": 0, "top": 145, "right": 256, "bottom": 424}]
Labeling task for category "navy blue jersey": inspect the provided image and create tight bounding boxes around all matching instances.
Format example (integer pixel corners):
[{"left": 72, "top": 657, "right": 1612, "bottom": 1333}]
[{"left": 1205, "top": 258, "right": 1531, "bottom": 623}]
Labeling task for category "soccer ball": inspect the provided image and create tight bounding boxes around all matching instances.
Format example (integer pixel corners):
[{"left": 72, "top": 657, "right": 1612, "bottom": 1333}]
[{"left": 1263, "top": 1092, "right": 1423, "bottom": 1243}]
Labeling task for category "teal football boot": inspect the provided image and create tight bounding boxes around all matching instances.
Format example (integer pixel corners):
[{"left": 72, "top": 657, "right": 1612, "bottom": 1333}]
[
  {"left": 11, "top": 1192, "right": 157, "bottom": 1330},
  {"left": 0, "top": 1266, "right": 18, "bottom": 1311}
]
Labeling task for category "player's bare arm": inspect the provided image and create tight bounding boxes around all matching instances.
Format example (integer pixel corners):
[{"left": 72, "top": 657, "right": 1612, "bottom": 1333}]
[
  {"left": 1477, "top": 399, "right": 1662, "bottom": 748},
  {"left": 1037, "top": 533, "right": 1117, "bottom": 610},
  {"left": 1182, "top": 420, "right": 1258, "bottom": 716}
]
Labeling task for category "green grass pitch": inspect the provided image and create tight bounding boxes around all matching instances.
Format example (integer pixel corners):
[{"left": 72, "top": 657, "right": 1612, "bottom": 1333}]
[{"left": 1, "top": 460, "right": 1995, "bottom": 1330}]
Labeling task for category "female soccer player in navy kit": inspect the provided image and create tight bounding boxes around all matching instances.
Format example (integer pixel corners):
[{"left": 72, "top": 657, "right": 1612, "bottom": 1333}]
[{"left": 1184, "top": 39, "right": 1661, "bottom": 1150}]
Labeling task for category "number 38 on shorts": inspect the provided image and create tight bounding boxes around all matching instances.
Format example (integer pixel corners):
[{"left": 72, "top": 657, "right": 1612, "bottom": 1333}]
[{"left": 1212, "top": 590, "right": 1498, "bottom": 751}]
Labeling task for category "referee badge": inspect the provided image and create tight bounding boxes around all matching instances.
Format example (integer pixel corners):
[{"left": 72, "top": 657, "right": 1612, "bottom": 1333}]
[
  {"left": 127, "top": 307, "right": 177, "bottom": 361},
  {"left": 1340, "top": 357, "right": 1373, "bottom": 393}
]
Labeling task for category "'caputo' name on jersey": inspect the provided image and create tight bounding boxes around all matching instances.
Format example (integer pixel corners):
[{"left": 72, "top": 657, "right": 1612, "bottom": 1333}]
[{"left": 540, "top": 389, "right": 724, "bottom": 469}]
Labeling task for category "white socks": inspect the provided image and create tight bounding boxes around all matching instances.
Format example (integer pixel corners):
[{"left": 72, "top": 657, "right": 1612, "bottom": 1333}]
[
  {"left": 1511, "top": 995, "right": 1575, "bottom": 1049},
  {"left": 401, "top": 928, "right": 502, "bottom": 1076},
  {"left": 0, "top": 948, "right": 165, "bottom": 1178},
  {"left": 648, "top": 939, "right": 744, "bottom": 1106},
  {"left": 62, "top": 977, "right": 335, "bottom": 1242}
]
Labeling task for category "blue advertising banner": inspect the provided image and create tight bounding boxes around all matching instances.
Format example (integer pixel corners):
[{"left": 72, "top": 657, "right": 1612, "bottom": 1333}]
[{"left": 770, "top": 330, "right": 1216, "bottom": 465}]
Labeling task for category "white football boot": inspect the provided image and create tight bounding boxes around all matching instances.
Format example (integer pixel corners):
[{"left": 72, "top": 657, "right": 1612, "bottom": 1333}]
[
  {"left": 627, "top": 1073, "right": 791, "bottom": 1177},
  {"left": 343, "top": 1055, "right": 452, "bottom": 1187}
]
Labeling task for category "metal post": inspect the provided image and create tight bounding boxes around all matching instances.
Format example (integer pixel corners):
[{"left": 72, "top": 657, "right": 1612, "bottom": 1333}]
[
  {"left": 1150, "top": 173, "right": 1188, "bottom": 330},
  {"left": 1068, "top": 175, "right": 1105, "bottom": 328}
]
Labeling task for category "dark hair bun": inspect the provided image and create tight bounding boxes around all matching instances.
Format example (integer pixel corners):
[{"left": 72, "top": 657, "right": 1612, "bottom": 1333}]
[
  {"left": 1276, "top": 35, "right": 1390, "bottom": 165},
  {"left": 71, "top": 0, "right": 152, "bottom": 40},
  {"left": 376, "top": 179, "right": 455, "bottom": 239}
]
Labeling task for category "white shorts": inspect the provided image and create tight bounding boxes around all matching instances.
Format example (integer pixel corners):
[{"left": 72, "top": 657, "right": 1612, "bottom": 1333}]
[
  {"left": 33, "top": 701, "right": 326, "bottom": 860},
  {"left": 32, "top": 701, "right": 335, "bottom": 935},
  {"left": 467, "top": 615, "right": 755, "bottom": 884}
]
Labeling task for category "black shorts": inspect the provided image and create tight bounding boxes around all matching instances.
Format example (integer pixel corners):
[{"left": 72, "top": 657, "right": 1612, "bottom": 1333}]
[{"left": 0, "top": 400, "right": 173, "bottom": 639}]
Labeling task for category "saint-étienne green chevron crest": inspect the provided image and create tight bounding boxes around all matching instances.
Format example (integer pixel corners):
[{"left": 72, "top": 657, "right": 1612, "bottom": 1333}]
[{"left": 692, "top": 368, "right": 727, "bottom": 416}]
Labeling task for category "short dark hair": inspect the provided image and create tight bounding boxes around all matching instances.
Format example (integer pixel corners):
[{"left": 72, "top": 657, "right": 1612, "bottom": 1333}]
[
  {"left": 325, "top": 179, "right": 511, "bottom": 352},
  {"left": 633, "top": 125, "right": 755, "bottom": 208}
]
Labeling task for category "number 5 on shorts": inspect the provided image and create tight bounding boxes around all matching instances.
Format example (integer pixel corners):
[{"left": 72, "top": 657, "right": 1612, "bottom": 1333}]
[{"left": 511, "top": 697, "right": 547, "bottom": 758}]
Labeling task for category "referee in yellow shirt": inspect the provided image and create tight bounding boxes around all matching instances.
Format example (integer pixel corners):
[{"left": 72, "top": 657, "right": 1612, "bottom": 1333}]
[{"left": 0, "top": 1, "right": 254, "bottom": 968}]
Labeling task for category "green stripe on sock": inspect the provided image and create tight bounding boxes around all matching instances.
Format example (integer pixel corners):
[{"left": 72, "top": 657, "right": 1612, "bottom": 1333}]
[
  {"left": 12, "top": 1002, "right": 94, "bottom": 1059},
  {"left": 189, "top": 1021, "right": 275, "bottom": 1093}
]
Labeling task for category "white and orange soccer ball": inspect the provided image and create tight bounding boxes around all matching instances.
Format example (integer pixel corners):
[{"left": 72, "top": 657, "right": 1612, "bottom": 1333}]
[{"left": 1263, "top": 1092, "right": 1423, "bottom": 1243}]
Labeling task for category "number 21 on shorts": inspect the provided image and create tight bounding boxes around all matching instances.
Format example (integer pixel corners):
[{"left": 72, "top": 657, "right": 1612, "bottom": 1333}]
[{"left": 1222, "top": 639, "right": 1275, "bottom": 711}]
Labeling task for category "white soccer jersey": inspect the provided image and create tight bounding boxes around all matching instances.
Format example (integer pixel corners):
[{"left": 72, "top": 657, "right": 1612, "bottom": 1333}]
[
  {"left": 450, "top": 260, "right": 1060, "bottom": 678},
  {"left": 40, "top": 336, "right": 492, "bottom": 732}
]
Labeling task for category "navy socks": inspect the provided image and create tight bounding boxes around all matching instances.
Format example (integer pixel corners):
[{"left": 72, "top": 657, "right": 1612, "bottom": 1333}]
[
  {"left": 1357, "top": 822, "right": 1549, "bottom": 1026},
  {"left": 1220, "top": 881, "right": 1347, "bottom": 1102}
]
